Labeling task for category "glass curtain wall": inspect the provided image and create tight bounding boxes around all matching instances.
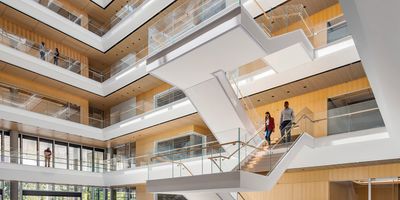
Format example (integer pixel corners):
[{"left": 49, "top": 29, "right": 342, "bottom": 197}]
[
  {"left": 112, "top": 143, "right": 135, "bottom": 171},
  {"left": 155, "top": 133, "right": 205, "bottom": 160},
  {"left": 39, "top": 139, "right": 53, "bottom": 167},
  {"left": 54, "top": 142, "right": 68, "bottom": 169},
  {"left": 22, "top": 135, "right": 37, "bottom": 166},
  {"left": 0, "top": 131, "right": 105, "bottom": 172},
  {"left": 68, "top": 144, "right": 81, "bottom": 171},
  {"left": 81, "top": 147, "right": 93, "bottom": 172}
]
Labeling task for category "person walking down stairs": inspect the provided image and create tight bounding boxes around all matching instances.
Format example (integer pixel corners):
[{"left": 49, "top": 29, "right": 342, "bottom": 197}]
[{"left": 264, "top": 111, "right": 275, "bottom": 146}]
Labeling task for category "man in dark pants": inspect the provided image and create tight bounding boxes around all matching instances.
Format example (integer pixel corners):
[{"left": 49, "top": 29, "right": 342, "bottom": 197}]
[{"left": 279, "top": 101, "right": 294, "bottom": 143}]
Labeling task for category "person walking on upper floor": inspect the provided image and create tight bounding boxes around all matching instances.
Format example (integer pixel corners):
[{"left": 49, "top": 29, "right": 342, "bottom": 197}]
[
  {"left": 53, "top": 48, "right": 59, "bottom": 65},
  {"left": 280, "top": 101, "right": 294, "bottom": 143},
  {"left": 44, "top": 147, "right": 52, "bottom": 167},
  {"left": 264, "top": 111, "right": 275, "bottom": 146},
  {"left": 39, "top": 42, "right": 46, "bottom": 60}
]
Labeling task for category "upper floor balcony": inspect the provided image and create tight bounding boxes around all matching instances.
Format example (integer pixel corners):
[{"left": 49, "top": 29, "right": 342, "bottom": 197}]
[
  {"left": 0, "top": 0, "right": 352, "bottom": 95},
  {"left": 1, "top": 0, "right": 175, "bottom": 52},
  {"left": 0, "top": 80, "right": 195, "bottom": 140}
]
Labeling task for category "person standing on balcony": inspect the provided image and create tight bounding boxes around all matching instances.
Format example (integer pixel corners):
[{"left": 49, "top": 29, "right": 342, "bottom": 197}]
[
  {"left": 264, "top": 112, "right": 275, "bottom": 146},
  {"left": 53, "top": 48, "right": 59, "bottom": 65},
  {"left": 44, "top": 147, "right": 52, "bottom": 167},
  {"left": 39, "top": 42, "right": 46, "bottom": 60},
  {"left": 280, "top": 101, "right": 294, "bottom": 143}
]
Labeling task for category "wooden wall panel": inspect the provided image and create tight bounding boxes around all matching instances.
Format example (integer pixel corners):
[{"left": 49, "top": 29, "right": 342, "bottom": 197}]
[
  {"left": 244, "top": 182, "right": 329, "bottom": 200},
  {"left": 272, "top": 4, "right": 343, "bottom": 47},
  {"left": 0, "top": 18, "right": 89, "bottom": 77},
  {"left": 242, "top": 162, "right": 400, "bottom": 200},
  {"left": 330, "top": 182, "right": 354, "bottom": 200},
  {"left": 135, "top": 184, "right": 154, "bottom": 200},
  {"left": 252, "top": 77, "right": 370, "bottom": 139},
  {"left": 329, "top": 166, "right": 369, "bottom": 182}
]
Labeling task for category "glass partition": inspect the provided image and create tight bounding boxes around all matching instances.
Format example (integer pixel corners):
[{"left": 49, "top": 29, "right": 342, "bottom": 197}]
[
  {"left": 54, "top": 142, "right": 68, "bottom": 169},
  {"left": 148, "top": 0, "right": 239, "bottom": 54},
  {"left": 0, "top": 28, "right": 94, "bottom": 77},
  {"left": 21, "top": 135, "right": 37, "bottom": 166},
  {"left": 68, "top": 144, "right": 81, "bottom": 171},
  {"left": 0, "top": 79, "right": 188, "bottom": 129},
  {"left": 253, "top": 0, "right": 350, "bottom": 49},
  {"left": 0, "top": 82, "right": 81, "bottom": 124},
  {"left": 38, "top": 138, "right": 53, "bottom": 167}
]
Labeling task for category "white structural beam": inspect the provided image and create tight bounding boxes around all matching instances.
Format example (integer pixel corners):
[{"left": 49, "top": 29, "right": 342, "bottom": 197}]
[{"left": 339, "top": 0, "right": 400, "bottom": 138}]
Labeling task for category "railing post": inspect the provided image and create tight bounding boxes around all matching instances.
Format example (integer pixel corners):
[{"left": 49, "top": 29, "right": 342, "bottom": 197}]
[{"left": 238, "top": 128, "right": 241, "bottom": 170}]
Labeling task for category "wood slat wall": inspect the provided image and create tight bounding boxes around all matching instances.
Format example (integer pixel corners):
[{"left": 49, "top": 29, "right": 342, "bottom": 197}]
[
  {"left": 252, "top": 77, "right": 371, "bottom": 138},
  {"left": 243, "top": 162, "right": 400, "bottom": 200},
  {"left": 0, "top": 18, "right": 90, "bottom": 76},
  {"left": 271, "top": 3, "right": 343, "bottom": 47}
]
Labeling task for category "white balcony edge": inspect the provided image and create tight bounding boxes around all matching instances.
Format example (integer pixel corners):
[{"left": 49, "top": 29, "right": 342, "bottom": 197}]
[
  {"left": 0, "top": 98, "right": 195, "bottom": 141},
  {"left": 1, "top": 0, "right": 174, "bottom": 52}
]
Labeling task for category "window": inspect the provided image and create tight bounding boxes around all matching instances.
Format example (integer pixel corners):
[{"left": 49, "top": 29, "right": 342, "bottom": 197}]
[
  {"left": 155, "top": 133, "right": 205, "bottom": 160},
  {"left": 39, "top": 139, "right": 53, "bottom": 167},
  {"left": 54, "top": 142, "right": 68, "bottom": 169},
  {"left": 156, "top": 194, "right": 187, "bottom": 200},
  {"left": 22, "top": 135, "right": 37, "bottom": 166},
  {"left": 68, "top": 144, "right": 81, "bottom": 170},
  {"left": 82, "top": 147, "right": 93, "bottom": 172},
  {"left": 327, "top": 89, "right": 385, "bottom": 135},
  {"left": 154, "top": 88, "right": 186, "bottom": 108},
  {"left": 94, "top": 149, "right": 105, "bottom": 173}
]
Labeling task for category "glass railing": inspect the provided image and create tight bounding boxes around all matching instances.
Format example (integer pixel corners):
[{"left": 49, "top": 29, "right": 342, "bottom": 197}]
[
  {"left": 0, "top": 79, "right": 187, "bottom": 129},
  {"left": 148, "top": 0, "right": 240, "bottom": 54},
  {"left": 226, "top": 70, "right": 265, "bottom": 129},
  {"left": 0, "top": 26, "right": 149, "bottom": 83},
  {"left": 29, "top": 0, "right": 149, "bottom": 37},
  {"left": 146, "top": 103, "right": 386, "bottom": 179},
  {"left": 0, "top": 28, "right": 99, "bottom": 79},
  {"left": 253, "top": 2, "right": 350, "bottom": 49},
  {"left": 89, "top": 93, "right": 187, "bottom": 129},
  {"left": 311, "top": 14, "right": 350, "bottom": 48},
  {"left": 0, "top": 103, "right": 385, "bottom": 175},
  {"left": 0, "top": 82, "right": 81, "bottom": 123},
  {"left": 88, "top": 0, "right": 148, "bottom": 36}
]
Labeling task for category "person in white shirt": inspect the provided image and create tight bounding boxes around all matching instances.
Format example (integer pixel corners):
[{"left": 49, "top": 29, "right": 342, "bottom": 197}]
[{"left": 280, "top": 101, "right": 294, "bottom": 143}]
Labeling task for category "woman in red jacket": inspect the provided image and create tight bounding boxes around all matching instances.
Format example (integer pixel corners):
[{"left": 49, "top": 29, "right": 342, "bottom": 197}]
[{"left": 265, "top": 112, "right": 275, "bottom": 145}]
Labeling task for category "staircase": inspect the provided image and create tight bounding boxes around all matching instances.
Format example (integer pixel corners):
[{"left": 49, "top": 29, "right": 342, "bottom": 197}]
[{"left": 242, "top": 135, "right": 300, "bottom": 173}]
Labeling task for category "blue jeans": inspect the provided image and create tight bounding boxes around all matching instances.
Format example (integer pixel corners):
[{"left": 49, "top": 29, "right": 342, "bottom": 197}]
[{"left": 265, "top": 130, "right": 272, "bottom": 145}]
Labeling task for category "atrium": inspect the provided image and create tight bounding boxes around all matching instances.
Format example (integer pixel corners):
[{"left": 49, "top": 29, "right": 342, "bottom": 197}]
[{"left": 0, "top": 0, "right": 398, "bottom": 199}]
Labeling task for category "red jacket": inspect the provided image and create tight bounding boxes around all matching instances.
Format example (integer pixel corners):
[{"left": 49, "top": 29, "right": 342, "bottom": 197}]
[{"left": 265, "top": 116, "right": 275, "bottom": 132}]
